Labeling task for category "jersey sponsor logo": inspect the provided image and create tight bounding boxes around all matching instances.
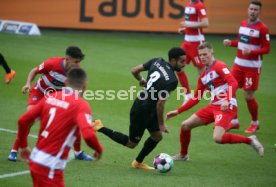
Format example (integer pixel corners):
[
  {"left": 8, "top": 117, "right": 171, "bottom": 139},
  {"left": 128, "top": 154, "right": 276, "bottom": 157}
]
[
  {"left": 85, "top": 113, "right": 92, "bottom": 125},
  {"left": 38, "top": 63, "right": 44, "bottom": 71},
  {"left": 240, "top": 35, "right": 249, "bottom": 43},
  {"left": 222, "top": 68, "right": 230, "bottom": 74},
  {"left": 266, "top": 34, "right": 270, "bottom": 41},
  {"left": 215, "top": 114, "right": 222, "bottom": 122},
  {"left": 200, "top": 9, "right": 206, "bottom": 16}
]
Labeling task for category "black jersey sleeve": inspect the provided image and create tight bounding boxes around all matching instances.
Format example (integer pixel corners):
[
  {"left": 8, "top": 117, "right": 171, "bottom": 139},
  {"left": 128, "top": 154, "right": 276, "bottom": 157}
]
[{"left": 143, "top": 58, "right": 159, "bottom": 70}]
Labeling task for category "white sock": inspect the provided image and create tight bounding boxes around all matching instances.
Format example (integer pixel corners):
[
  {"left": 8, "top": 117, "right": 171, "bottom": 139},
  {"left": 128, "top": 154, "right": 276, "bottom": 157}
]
[
  {"left": 231, "top": 118, "right": 239, "bottom": 125},
  {"left": 11, "top": 149, "right": 17, "bottom": 153},
  {"left": 74, "top": 151, "right": 82, "bottom": 156},
  {"left": 251, "top": 120, "right": 259, "bottom": 126}
]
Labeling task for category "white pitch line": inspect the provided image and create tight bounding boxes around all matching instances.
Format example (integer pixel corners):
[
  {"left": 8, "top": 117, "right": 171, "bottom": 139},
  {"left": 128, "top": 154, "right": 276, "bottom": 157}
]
[
  {"left": 0, "top": 171, "right": 30, "bottom": 179},
  {"left": 0, "top": 128, "right": 75, "bottom": 179},
  {"left": 0, "top": 128, "right": 37, "bottom": 138}
]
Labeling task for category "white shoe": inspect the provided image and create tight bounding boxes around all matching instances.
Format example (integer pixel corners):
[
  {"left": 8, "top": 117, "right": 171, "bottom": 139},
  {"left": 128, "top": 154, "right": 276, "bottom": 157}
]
[
  {"left": 183, "top": 93, "right": 192, "bottom": 104},
  {"left": 172, "top": 154, "right": 189, "bottom": 161},
  {"left": 249, "top": 135, "right": 264, "bottom": 157}
]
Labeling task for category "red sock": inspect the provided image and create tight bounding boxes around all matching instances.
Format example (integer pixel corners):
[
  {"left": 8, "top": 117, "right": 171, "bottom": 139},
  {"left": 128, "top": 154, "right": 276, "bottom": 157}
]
[
  {"left": 180, "top": 128, "right": 191, "bottom": 155},
  {"left": 177, "top": 70, "right": 191, "bottom": 94},
  {"left": 12, "top": 127, "right": 31, "bottom": 151},
  {"left": 246, "top": 98, "right": 258, "bottom": 121},
  {"left": 12, "top": 136, "right": 20, "bottom": 151},
  {"left": 221, "top": 134, "right": 251, "bottom": 144},
  {"left": 73, "top": 130, "right": 81, "bottom": 152}
]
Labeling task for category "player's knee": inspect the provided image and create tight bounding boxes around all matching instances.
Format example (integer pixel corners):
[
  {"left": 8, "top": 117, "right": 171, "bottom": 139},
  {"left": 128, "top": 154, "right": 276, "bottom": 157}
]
[
  {"left": 244, "top": 91, "right": 255, "bottom": 100},
  {"left": 181, "top": 121, "right": 191, "bottom": 131},
  {"left": 212, "top": 134, "right": 222, "bottom": 144}
]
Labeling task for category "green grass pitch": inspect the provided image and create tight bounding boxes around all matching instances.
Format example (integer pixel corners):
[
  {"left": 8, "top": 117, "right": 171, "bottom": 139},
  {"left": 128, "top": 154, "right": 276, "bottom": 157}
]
[{"left": 0, "top": 30, "right": 276, "bottom": 187}]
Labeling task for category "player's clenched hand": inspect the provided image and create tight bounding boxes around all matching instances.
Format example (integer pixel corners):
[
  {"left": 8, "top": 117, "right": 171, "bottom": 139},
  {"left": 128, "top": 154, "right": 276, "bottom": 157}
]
[
  {"left": 22, "top": 84, "right": 31, "bottom": 94},
  {"left": 20, "top": 147, "right": 31, "bottom": 163},
  {"left": 220, "top": 100, "right": 229, "bottom": 111},
  {"left": 93, "top": 151, "right": 102, "bottom": 161},
  {"left": 223, "top": 39, "right": 231, "bottom": 46},
  {"left": 139, "top": 79, "right": 146, "bottom": 87},
  {"left": 178, "top": 28, "right": 186, "bottom": 34},
  {"left": 166, "top": 110, "right": 179, "bottom": 120},
  {"left": 159, "top": 124, "right": 169, "bottom": 133}
]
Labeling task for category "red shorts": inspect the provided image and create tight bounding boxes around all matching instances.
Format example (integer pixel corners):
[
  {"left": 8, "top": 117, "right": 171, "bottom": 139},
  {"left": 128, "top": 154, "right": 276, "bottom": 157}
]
[
  {"left": 195, "top": 104, "right": 237, "bottom": 130},
  {"left": 27, "top": 84, "right": 44, "bottom": 106},
  {"left": 231, "top": 64, "right": 260, "bottom": 91},
  {"left": 181, "top": 42, "right": 205, "bottom": 68},
  {"left": 29, "top": 161, "right": 65, "bottom": 187}
]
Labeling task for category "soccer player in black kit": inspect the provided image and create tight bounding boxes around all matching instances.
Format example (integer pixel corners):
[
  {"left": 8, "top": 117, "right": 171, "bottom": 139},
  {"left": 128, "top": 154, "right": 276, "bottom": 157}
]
[{"left": 94, "top": 47, "right": 186, "bottom": 170}]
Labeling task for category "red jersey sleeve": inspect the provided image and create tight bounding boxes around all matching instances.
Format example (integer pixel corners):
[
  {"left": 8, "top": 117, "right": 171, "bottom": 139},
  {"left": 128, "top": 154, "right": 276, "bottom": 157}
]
[
  {"left": 215, "top": 62, "right": 238, "bottom": 101},
  {"left": 18, "top": 99, "right": 45, "bottom": 148},
  {"left": 230, "top": 40, "right": 239, "bottom": 47},
  {"left": 76, "top": 102, "right": 103, "bottom": 154},
  {"left": 250, "top": 26, "right": 271, "bottom": 55},
  {"left": 36, "top": 58, "right": 55, "bottom": 74},
  {"left": 197, "top": 3, "right": 208, "bottom": 19},
  {"left": 177, "top": 77, "right": 205, "bottom": 114}
]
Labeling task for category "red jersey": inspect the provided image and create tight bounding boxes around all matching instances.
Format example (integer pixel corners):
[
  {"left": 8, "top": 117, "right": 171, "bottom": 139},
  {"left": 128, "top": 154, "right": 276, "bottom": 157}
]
[
  {"left": 35, "top": 57, "right": 67, "bottom": 94},
  {"left": 178, "top": 61, "right": 238, "bottom": 113},
  {"left": 18, "top": 90, "right": 103, "bottom": 179},
  {"left": 184, "top": 0, "right": 207, "bottom": 43},
  {"left": 230, "top": 20, "right": 270, "bottom": 69}
]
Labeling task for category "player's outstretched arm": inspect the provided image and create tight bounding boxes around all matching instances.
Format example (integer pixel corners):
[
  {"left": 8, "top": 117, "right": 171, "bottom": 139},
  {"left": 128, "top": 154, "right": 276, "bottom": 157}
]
[
  {"left": 131, "top": 64, "right": 146, "bottom": 87},
  {"left": 22, "top": 68, "right": 38, "bottom": 94}
]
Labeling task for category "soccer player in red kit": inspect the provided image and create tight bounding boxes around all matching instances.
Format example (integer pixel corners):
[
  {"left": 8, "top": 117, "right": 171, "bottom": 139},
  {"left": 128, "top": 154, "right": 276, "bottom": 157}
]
[
  {"left": 223, "top": 0, "right": 270, "bottom": 134},
  {"left": 166, "top": 43, "right": 264, "bottom": 161},
  {"left": 8, "top": 46, "right": 93, "bottom": 161},
  {"left": 18, "top": 68, "right": 103, "bottom": 187},
  {"left": 177, "top": 0, "right": 209, "bottom": 103}
]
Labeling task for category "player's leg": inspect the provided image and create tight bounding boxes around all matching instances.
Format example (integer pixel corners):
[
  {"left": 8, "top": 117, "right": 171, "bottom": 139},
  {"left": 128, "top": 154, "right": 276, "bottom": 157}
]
[
  {"left": 173, "top": 112, "right": 206, "bottom": 161},
  {"left": 8, "top": 88, "right": 42, "bottom": 161},
  {"left": 243, "top": 70, "right": 260, "bottom": 133},
  {"left": 0, "top": 53, "right": 16, "bottom": 84},
  {"left": 132, "top": 110, "right": 162, "bottom": 170},
  {"left": 73, "top": 130, "right": 93, "bottom": 161},
  {"left": 226, "top": 65, "right": 244, "bottom": 131},
  {"left": 213, "top": 107, "right": 264, "bottom": 156}
]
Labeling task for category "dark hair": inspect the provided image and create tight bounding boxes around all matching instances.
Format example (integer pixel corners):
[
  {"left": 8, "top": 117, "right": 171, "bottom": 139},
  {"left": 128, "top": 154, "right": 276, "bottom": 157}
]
[
  {"left": 168, "top": 47, "right": 186, "bottom": 61},
  {"left": 67, "top": 68, "right": 87, "bottom": 88},
  {"left": 250, "top": 0, "right": 262, "bottom": 8},
  {"left": 198, "top": 42, "right": 213, "bottom": 50},
  {"left": 66, "top": 46, "right": 85, "bottom": 60}
]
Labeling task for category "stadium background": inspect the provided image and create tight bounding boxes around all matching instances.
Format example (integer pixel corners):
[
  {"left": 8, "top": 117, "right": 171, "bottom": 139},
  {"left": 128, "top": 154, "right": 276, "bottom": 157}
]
[{"left": 1, "top": 0, "right": 276, "bottom": 34}]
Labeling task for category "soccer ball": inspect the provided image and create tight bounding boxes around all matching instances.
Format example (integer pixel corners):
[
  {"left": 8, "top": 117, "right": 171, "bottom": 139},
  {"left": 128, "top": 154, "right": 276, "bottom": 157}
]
[{"left": 153, "top": 153, "right": 174, "bottom": 173}]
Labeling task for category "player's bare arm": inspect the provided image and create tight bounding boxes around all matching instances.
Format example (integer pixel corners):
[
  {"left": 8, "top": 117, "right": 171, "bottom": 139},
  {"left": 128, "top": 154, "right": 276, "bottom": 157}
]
[
  {"left": 131, "top": 64, "right": 146, "bottom": 87},
  {"left": 156, "top": 99, "right": 169, "bottom": 133},
  {"left": 22, "top": 68, "right": 38, "bottom": 94},
  {"left": 180, "top": 17, "right": 209, "bottom": 29},
  {"left": 166, "top": 110, "right": 179, "bottom": 120}
]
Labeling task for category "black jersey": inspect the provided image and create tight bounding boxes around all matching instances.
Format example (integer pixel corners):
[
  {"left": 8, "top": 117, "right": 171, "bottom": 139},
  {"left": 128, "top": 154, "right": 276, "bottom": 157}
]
[{"left": 132, "top": 57, "right": 178, "bottom": 111}]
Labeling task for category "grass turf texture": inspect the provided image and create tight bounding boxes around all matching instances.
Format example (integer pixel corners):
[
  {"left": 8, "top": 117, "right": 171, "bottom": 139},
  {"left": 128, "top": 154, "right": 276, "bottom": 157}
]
[{"left": 0, "top": 30, "right": 276, "bottom": 187}]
